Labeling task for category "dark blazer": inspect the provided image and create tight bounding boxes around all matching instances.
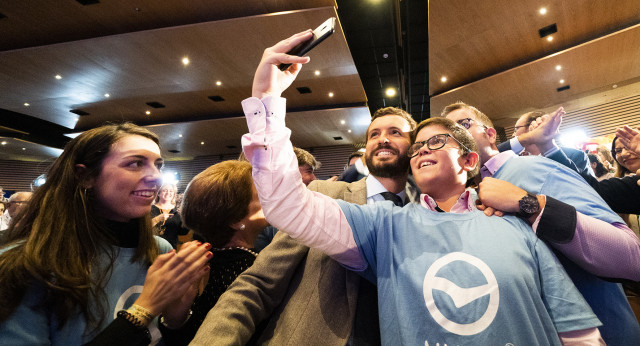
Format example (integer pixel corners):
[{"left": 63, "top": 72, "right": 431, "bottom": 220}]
[
  {"left": 545, "top": 149, "right": 640, "bottom": 214},
  {"left": 191, "top": 178, "right": 381, "bottom": 345},
  {"left": 498, "top": 140, "right": 594, "bottom": 177}
]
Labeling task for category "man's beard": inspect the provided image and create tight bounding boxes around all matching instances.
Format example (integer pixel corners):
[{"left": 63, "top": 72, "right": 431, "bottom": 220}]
[{"left": 365, "top": 144, "right": 410, "bottom": 179}]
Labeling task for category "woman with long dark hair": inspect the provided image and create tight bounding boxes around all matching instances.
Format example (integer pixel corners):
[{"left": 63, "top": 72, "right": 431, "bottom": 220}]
[{"left": 0, "top": 123, "right": 211, "bottom": 345}]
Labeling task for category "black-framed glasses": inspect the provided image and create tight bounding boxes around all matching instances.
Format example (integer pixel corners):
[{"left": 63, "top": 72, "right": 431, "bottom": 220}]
[
  {"left": 408, "top": 134, "right": 472, "bottom": 158},
  {"left": 456, "top": 118, "right": 488, "bottom": 130},
  {"left": 513, "top": 122, "right": 532, "bottom": 132}
]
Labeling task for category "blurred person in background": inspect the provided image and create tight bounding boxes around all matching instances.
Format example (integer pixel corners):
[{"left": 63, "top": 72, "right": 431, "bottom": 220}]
[
  {"left": 0, "top": 191, "right": 32, "bottom": 232},
  {"left": 587, "top": 153, "right": 614, "bottom": 181}
]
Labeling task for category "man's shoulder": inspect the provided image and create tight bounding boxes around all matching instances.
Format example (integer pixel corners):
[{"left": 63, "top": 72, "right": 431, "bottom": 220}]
[{"left": 308, "top": 178, "right": 365, "bottom": 198}]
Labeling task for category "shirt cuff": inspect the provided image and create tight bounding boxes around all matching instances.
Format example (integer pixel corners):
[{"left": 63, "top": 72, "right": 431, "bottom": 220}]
[
  {"left": 510, "top": 137, "right": 524, "bottom": 155},
  {"left": 534, "top": 196, "right": 577, "bottom": 243}
]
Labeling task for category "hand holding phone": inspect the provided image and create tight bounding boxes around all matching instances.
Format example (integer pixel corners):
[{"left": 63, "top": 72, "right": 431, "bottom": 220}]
[{"left": 278, "top": 17, "right": 336, "bottom": 71}]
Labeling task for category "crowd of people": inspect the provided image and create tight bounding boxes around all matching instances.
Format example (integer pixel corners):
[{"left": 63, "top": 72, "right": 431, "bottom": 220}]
[{"left": 0, "top": 29, "right": 639, "bottom": 345}]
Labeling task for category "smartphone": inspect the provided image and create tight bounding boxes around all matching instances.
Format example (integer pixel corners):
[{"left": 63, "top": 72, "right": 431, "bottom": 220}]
[{"left": 278, "top": 17, "right": 336, "bottom": 71}]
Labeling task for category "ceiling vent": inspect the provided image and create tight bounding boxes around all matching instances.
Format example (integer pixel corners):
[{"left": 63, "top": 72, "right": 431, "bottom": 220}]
[
  {"left": 296, "top": 87, "right": 312, "bottom": 94},
  {"left": 168, "top": 149, "right": 181, "bottom": 153},
  {"left": 333, "top": 136, "right": 343, "bottom": 141},
  {"left": 76, "top": 0, "right": 100, "bottom": 5},
  {"left": 208, "top": 95, "right": 225, "bottom": 102},
  {"left": 70, "top": 109, "right": 90, "bottom": 116},
  {"left": 538, "top": 23, "right": 557, "bottom": 38},
  {"left": 146, "top": 102, "right": 165, "bottom": 108},
  {"left": 557, "top": 85, "right": 570, "bottom": 92}
]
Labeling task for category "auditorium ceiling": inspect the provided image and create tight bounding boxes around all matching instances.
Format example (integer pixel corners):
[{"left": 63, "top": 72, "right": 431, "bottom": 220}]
[{"left": 1, "top": 0, "right": 639, "bottom": 161}]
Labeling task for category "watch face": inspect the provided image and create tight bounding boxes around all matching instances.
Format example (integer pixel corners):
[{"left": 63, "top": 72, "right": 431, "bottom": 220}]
[{"left": 519, "top": 194, "right": 539, "bottom": 215}]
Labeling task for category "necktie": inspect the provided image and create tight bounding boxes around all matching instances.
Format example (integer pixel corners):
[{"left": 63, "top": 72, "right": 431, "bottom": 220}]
[{"left": 380, "top": 192, "right": 403, "bottom": 207}]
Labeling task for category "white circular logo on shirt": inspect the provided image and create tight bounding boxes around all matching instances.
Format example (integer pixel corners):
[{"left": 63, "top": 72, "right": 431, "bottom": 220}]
[{"left": 423, "top": 252, "right": 499, "bottom": 335}]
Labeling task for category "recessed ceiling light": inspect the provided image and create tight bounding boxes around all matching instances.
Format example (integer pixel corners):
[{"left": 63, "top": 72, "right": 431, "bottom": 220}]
[
  {"left": 22, "top": 148, "right": 25, "bottom": 151},
  {"left": 539, "top": 8, "right": 547, "bottom": 15},
  {"left": 178, "top": 134, "right": 183, "bottom": 137},
  {"left": 24, "top": 103, "right": 29, "bottom": 106},
  {"left": 314, "top": 70, "right": 320, "bottom": 76},
  {"left": 559, "top": 79, "right": 565, "bottom": 84},
  {"left": 340, "top": 120, "right": 346, "bottom": 124},
  {"left": 146, "top": 110, "right": 151, "bottom": 115},
  {"left": 104, "top": 93, "right": 110, "bottom": 98},
  {"left": 547, "top": 36, "right": 553, "bottom": 42},
  {"left": 348, "top": 129, "right": 352, "bottom": 133},
  {"left": 1, "top": 141, "right": 6, "bottom": 145},
  {"left": 182, "top": 57, "right": 190, "bottom": 66},
  {"left": 200, "top": 141, "right": 205, "bottom": 145},
  {"left": 55, "top": 75, "right": 62, "bottom": 79},
  {"left": 385, "top": 88, "right": 396, "bottom": 97},
  {"left": 328, "top": 92, "right": 334, "bottom": 97},
  {"left": 555, "top": 65, "right": 562, "bottom": 71},
  {"left": 216, "top": 81, "right": 222, "bottom": 86},
  {"left": 440, "top": 76, "right": 447, "bottom": 83}
]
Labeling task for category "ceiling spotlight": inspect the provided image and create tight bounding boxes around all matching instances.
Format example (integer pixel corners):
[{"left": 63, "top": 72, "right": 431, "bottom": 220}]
[
  {"left": 55, "top": 75, "right": 62, "bottom": 79},
  {"left": 216, "top": 81, "right": 222, "bottom": 86},
  {"left": 340, "top": 120, "right": 346, "bottom": 125},
  {"left": 348, "top": 129, "right": 352, "bottom": 133},
  {"left": 328, "top": 92, "right": 334, "bottom": 97},
  {"left": 314, "top": 70, "right": 320, "bottom": 76},
  {"left": 22, "top": 148, "right": 26, "bottom": 151},
  {"left": 145, "top": 110, "right": 151, "bottom": 115},
  {"left": 555, "top": 65, "right": 562, "bottom": 71},
  {"left": 200, "top": 141, "right": 205, "bottom": 145},
  {"left": 182, "top": 57, "right": 190, "bottom": 66},
  {"left": 24, "top": 103, "right": 29, "bottom": 106},
  {"left": 1, "top": 141, "right": 6, "bottom": 145},
  {"left": 539, "top": 8, "right": 547, "bottom": 15},
  {"left": 559, "top": 79, "right": 565, "bottom": 84},
  {"left": 178, "top": 134, "right": 183, "bottom": 137},
  {"left": 385, "top": 88, "right": 396, "bottom": 97},
  {"left": 440, "top": 76, "right": 447, "bottom": 83},
  {"left": 547, "top": 36, "right": 553, "bottom": 42},
  {"left": 104, "top": 93, "right": 110, "bottom": 98}
]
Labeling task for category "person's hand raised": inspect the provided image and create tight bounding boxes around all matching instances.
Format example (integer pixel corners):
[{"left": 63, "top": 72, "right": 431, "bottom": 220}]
[{"left": 252, "top": 30, "right": 313, "bottom": 99}]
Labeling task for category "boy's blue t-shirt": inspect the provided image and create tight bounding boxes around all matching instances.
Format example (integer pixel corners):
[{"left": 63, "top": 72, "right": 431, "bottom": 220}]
[{"left": 337, "top": 200, "right": 599, "bottom": 346}]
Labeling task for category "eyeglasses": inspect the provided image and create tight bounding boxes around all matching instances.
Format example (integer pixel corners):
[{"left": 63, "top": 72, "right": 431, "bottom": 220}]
[
  {"left": 408, "top": 134, "right": 472, "bottom": 158},
  {"left": 513, "top": 123, "right": 532, "bottom": 132},
  {"left": 456, "top": 118, "right": 487, "bottom": 130}
]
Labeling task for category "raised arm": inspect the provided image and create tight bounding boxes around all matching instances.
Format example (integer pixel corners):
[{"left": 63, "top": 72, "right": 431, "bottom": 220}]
[
  {"left": 241, "top": 30, "right": 364, "bottom": 269},
  {"left": 478, "top": 177, "right": 640, "bottom": 280}
]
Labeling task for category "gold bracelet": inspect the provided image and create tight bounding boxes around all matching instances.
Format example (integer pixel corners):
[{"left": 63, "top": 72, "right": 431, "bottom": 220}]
[{"left": 127, "top": 304, "right": 154, "bottom": 325}]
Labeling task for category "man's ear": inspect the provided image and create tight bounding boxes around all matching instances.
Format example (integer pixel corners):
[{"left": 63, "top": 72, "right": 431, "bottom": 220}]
[
  {"left": 75, "top": 164, "right": 94, "bottom": 189},
  {"left": 461, "top": 151, "right": 479, "bottom": 172},
  {"left": 485, "top": 127, "right": 498, "bottom": 145}
]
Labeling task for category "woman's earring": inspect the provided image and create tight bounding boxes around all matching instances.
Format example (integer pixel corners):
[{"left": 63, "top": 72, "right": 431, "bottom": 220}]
[{"left": 239, "top": 224, "right": 246, "bottom": 231}]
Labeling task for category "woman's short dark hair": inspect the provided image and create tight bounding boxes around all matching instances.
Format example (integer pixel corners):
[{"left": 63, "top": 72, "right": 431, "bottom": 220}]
[{"left": 181, "top": 160, "right": 254, "bottom": 247}]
